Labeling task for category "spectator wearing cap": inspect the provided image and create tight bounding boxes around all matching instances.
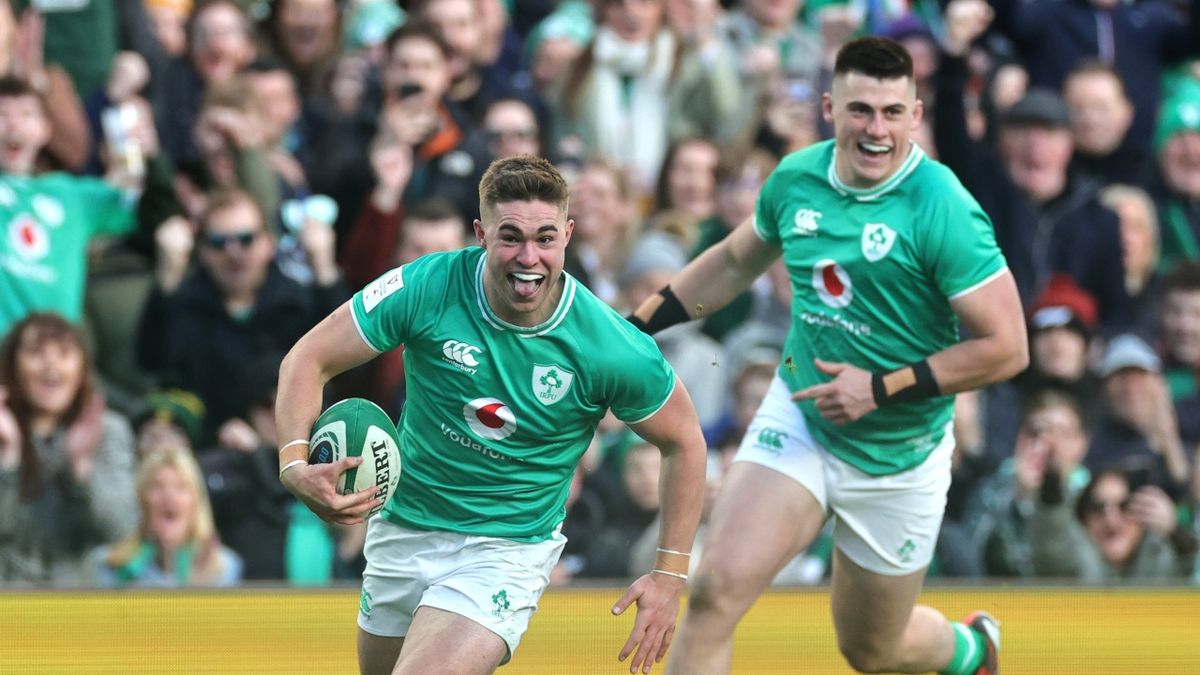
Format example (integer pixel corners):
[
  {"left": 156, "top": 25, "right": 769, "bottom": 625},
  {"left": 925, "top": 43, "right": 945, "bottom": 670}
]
[
  {"left": 936, "top": 29, "right": 1133, "bottom": 330},
  {"left": 973, "top": 275, "right": 1102, "bottom": 471},
  {"left": 133, "top": 388, "right": 206, "bottom": 459},
  {"left": 987, "top": 0, "right": 1200, "bottom": 154},
  {"left": 1151, "top": 82, "right": 1200, "bottom": 271},
  {"left": 524, "top": 0, "right": 594, "bottom": 100},
  {"left": 617, "top": 232, "right": 724, "bottom": 427},
  {"left": 1088, "top": 334, "right": 1191, "bottom": 500}
]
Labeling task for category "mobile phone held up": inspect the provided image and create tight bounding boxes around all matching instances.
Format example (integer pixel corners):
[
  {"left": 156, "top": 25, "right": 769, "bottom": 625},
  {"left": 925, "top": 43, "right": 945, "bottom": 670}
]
[{"left": 101, "top": 103, "right": 145, "bottom": 179}]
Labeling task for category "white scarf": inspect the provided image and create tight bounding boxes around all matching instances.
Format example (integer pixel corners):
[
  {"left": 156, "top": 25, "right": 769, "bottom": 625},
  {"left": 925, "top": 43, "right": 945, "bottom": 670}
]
[{"left": 588, "top": 27, "right": 675, "bottom": 193}]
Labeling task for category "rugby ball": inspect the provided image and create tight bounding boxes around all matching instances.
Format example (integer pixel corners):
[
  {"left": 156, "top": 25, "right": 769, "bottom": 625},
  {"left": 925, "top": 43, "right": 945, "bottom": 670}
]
[{"left": 308, "top": 398, "right": 401, "bottom": 518}]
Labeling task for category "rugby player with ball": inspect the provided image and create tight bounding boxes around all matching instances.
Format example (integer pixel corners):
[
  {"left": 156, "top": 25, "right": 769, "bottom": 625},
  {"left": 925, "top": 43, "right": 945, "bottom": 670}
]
[{"left": 275, "top": 155, "right": 707, "bottom": 675}]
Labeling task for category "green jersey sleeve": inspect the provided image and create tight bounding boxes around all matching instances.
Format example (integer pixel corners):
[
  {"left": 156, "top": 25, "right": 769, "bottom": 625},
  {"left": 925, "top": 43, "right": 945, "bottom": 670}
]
[
  {"left": 599, "top": 316, "right": 677, "bottom": 424},
  {"left": 73, "top": 176, "right": 137, "bottom": 238},
  {"left": 753, "top": 164, "right": 788, "bottom": 245},
  {"left": 919, "top": 174, "right": 1007, "bottom": 300},
  {"left": 350, "top": 257, "right": 433, "bottom": 352}
]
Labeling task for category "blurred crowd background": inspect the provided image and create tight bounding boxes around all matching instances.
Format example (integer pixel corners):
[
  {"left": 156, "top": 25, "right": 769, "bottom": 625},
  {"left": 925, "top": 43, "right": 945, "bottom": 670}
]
[{"left": 2, "top": 0, "right": 1200, "bottom": 590}]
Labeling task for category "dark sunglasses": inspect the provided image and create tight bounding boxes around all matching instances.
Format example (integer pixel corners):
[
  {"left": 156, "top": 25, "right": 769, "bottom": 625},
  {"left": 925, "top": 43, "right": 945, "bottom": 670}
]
[
  {"left": 1083, "top": 497, "right": 1131, "bottom": 517},
  {"left": 203, "top": 230, "right": 260, "bottom": 250}
]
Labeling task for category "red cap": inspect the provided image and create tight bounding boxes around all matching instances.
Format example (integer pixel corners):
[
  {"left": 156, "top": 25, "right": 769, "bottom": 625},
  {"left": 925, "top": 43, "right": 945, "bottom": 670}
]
[{"left": 1029, "top": 274, "right": 1099, "bottom": 334}]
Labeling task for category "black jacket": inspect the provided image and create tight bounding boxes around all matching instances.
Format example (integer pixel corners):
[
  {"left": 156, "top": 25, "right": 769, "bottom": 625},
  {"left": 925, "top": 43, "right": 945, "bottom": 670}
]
[
  {"left": 936, "top": 54, "right": 1133, "bottom": 333},
  {"left": 138, "top": 264, "right": 348, "bottom": 439},
  {"left": 990, "top": 0, "right": 1200, "bottom": 151}
]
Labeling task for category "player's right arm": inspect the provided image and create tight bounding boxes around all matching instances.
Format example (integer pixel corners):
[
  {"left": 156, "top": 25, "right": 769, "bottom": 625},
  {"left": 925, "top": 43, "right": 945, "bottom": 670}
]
[
  {"left": 629, "top": 216, "right": 780, "bottom": 334},
  {"left": 275, "top": 301, "right": 382, "bottom": 524}
]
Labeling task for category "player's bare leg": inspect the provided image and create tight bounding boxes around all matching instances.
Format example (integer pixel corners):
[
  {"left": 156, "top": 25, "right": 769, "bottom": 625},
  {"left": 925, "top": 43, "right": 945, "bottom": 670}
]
[
  {"left": 389, "top": 607, "right": 508, "bottom": 675},
  {"left": 829, "top": 548, "right": 955, "bottom": 673},
  {"left": 665, "top": 463, "right": 826, "bottom": 675},
  {"left": 358, "top": 630, "right": 404, "bottom": 675}
]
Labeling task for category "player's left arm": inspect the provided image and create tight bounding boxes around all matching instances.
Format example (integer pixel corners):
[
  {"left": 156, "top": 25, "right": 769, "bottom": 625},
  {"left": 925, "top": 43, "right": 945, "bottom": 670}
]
[
  {"left": 611, "top": 378, "right": 707, "bottom": 674},
  {"left": 795, "top": 271, "right": 1028, "bottom": 424},
  {"left": 929, "top": 269, "right": 1030, "bottom": 390}
]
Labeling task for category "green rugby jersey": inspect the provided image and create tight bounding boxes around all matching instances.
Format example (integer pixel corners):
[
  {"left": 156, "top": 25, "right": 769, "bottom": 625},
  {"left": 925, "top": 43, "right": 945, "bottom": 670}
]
[
  {"left": 0, "top": 173, "right": 136, "bottom": 337},
  {"left": 754, "top": 140, "right": 1006, "bottom": 475},
  {"left": 350, "top": 247, "right": 675, "bottom": 541}
]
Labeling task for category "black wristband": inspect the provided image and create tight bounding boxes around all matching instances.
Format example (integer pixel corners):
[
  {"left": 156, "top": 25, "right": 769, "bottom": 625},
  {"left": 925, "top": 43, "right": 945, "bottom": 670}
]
[
  {"left": 870, "top": 360, "right": 939, "bottom": 407},
  {"left": 627, "top": 286, "right": 690, "bottom": 335}
]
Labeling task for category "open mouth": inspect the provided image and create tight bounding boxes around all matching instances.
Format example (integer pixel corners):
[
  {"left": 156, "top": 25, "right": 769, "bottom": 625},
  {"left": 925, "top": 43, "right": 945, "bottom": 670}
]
[
  {"left": 1, "top": 141, "right": 27, "bottom": 162},
  {"left": 508, "top": 271, "right": 545, "bottom": 299},
  {"left": 857, "top": 141, "right": 892, "bottom": 158}
]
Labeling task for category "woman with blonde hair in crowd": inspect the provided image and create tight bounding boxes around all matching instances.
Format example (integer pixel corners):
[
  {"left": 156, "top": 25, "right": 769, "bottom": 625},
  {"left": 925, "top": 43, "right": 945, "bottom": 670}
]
[
  {"left": 91, "top": 445, "right": 241, "bottom": 588},
  {"left": 0, "top": 313, "right": 137, "bottom": 586}
]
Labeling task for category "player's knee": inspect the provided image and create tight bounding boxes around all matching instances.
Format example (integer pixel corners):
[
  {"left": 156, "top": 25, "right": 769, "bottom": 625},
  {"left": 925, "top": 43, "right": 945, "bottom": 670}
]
[
  {"left": 686, "top": 566, "right": 745, "bottom": 619},
  {"left": 838, "top": 638, "right": 899, "bottom": 673}
]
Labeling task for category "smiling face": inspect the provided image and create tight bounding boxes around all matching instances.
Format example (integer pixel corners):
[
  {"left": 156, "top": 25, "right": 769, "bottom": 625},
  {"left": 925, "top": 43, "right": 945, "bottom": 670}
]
[
  {"left": 190, "top": 1, "right": 255, "bottom": 84},
  {"left": 999, "top": 124, "right": 1074, "bottom": 203},
  {"left": 143, "top": 464, "right": 198, "bottom": 551},
  {"left": 197, "top": 196, "right": 275, "bottom": 302},
  {"left": 823, "top": 72, "right": 923, "bottom": 189},
  {"left": 14, "top": 324, "right": 85, "bottom": 420},
  {"left": 474, "top": 199, "right": 573, "bottom": 326},
  {"left": 0, "top": 93, "right": 50, "bottom": 175},
  {"left": 1082, "top": 473, "right": 1141, "bottom": 567}
]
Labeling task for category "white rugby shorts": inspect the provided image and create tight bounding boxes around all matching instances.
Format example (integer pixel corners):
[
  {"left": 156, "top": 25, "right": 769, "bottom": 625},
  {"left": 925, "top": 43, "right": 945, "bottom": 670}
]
[
  {"left": 357, "top": 517, "right": 566, "bottom": 662},
  {"left": 734, "top": 375, "right": 953, "bottom": 575}
]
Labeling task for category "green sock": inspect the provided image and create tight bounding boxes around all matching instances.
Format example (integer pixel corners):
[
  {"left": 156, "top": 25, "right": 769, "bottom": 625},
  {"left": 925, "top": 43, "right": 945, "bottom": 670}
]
[{"left": 939, "top": 621, "right": 986, "bottom": 675}]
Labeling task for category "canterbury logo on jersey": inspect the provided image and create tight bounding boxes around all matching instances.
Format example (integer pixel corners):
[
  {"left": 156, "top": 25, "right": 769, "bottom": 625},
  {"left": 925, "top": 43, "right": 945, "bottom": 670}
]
[
  {"left": 442, "top": 340, "right": 482, "bottom": 373},
  {"left": 793, "top": 208, "right": 821, "bottom": 236}
]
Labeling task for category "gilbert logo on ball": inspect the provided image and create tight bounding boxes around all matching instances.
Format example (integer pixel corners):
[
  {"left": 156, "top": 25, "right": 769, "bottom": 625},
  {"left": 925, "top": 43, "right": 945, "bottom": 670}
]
[
  {"left": 464, "top": 397, "right": 517, "bottom": 441},
  {"left": 308, "top": 398, "right": 402, "bottom": 518}
]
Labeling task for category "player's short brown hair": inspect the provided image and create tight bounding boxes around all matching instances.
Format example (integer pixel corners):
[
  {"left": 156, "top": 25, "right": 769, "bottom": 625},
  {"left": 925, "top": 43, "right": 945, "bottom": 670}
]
[
  {"left": 834, "top": 36, "right": 914, "bottom": 82},
  {"left": 478, "top": 155, "right": 570, "bottom": 217}
]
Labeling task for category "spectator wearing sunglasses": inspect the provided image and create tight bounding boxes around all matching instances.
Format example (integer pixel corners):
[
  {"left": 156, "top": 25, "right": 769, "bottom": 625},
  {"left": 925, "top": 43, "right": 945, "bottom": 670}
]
[
  {"left": 1029, "top": 467, "right": 1194, "bottom": 580},
  {"left": 137, "top": 188, "right": 347, "bottom": 445}
]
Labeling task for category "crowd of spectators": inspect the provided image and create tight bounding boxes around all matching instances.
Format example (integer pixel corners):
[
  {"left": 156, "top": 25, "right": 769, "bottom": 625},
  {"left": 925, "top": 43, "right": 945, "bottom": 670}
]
[{"left": 2, "top": 0, "right": 1200, "bottom": 588}]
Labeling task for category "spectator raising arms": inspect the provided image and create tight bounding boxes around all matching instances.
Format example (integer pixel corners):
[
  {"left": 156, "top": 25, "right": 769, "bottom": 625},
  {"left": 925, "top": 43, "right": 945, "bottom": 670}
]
[
  {"left": 0, "top": 313, "right": 137, "bottom": 586},
  {"left": 0, "top": 76, "right": 147, "bottom": 338}
]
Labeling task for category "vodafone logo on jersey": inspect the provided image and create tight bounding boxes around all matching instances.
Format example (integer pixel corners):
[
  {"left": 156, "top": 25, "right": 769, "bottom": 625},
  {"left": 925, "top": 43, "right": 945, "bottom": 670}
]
[
  {"left": 8, "top": 213, "right": 49, "bottom": 261},
  {"left": 812, "top": 259, "right": 853, "bottom": 308},
  {"left": 463, "top": 397, "right": 517, "bottom": 440}
]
